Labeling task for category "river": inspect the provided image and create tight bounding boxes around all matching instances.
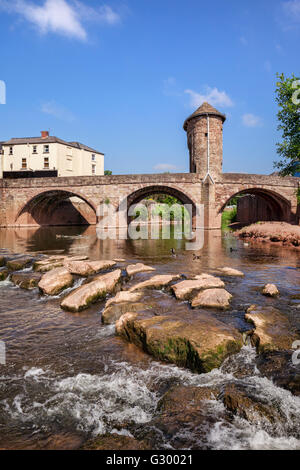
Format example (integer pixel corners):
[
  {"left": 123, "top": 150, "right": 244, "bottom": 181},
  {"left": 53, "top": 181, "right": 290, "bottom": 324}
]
[{"left": 0, "top": 225, "right": 300, "bottom": 450}]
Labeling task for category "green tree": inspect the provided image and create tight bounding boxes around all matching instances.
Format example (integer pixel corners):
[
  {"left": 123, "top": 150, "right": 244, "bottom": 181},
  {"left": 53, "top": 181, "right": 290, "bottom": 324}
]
[
  {"left": 104, "top": 170, "right": 112, "bottom": 176},
  {"left": 274, "top": 73, "right": 300, "bottom": 175}
]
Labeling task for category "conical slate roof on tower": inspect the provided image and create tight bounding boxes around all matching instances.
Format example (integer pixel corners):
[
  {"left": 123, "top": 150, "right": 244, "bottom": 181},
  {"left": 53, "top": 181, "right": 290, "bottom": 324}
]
[{"left": 183, "top": 102, "right": 226, "bottom": 130}]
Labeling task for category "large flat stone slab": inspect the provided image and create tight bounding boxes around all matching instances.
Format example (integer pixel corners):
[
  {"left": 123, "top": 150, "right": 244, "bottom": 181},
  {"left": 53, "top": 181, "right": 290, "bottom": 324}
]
[
  {"left": 64, "top": 260, "right": 116, "bottom": 276},
  {"left": 12, "top": 272, "right": 42, "bottom": 289},
  {"left": 61, "top": 269, "right": 122, "bottom": 312},
  {"left": 218, "top": 267, "right": 244, "bottom": 277},
  {"left": 129, "top": 274, "right": 180, "bottom": 292},
  {"left": 172, "top": 274, "right": 225, "bottom": 300},
  {"left": 116, "top": 312, "right": 243, "bottom": 373},
  {"left": 126, "top": 263, "right": 155, "bottom": 276},
  {"left": 38, "top": 267, "right": 73, "bottom": 296},
  {"left": 191, "top": 288, "right": 232, "bottom": 309}
]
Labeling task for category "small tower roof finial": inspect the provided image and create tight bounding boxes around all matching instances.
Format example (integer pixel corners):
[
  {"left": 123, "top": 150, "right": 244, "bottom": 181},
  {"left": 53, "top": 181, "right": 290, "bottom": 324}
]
[{"left": 183, "top": 102, "right": 226, "bottom": 131}]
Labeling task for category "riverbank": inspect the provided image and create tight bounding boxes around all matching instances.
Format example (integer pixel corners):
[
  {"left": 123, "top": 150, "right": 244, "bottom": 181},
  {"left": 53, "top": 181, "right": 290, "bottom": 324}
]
[{"left": 237, "top": 222, "right": 300, "bottom": 248}]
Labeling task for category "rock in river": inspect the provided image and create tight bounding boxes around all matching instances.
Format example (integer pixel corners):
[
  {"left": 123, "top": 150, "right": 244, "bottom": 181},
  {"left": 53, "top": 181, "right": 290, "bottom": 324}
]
[
  {"left": 116, "top": 311, "right": 243, "bottom": 373},
  {"left": 38, "top": 267, "right": 73, "bottom": 296},
  {"left": 102, "top": 291, "right": 145, "bottom": 324},
  {"left": 126, "top": 263, "right": 155, "bottom": 277},
  {"left": 262, "top": 283, "right": 279, "bottom": 297},
  {"left": 245, "top": 305, "right": 299, "bottom": 352},
  {"left": 172, "top": 274, "right": 225, "bottom": 300},
  {"left": 129, "top": 274, "right": 180, "bottom": 292},
  {"left": 12, "top": 272, "right": 42, "bottom": 289},
  {"left": 64, "top": 259, "right": 116, "bottom": 276},
  {"left": 218, "top": 267, "right": 244, "bottom": 277},
  {"left": 191, "top": 288, "right": 232, "bottom": 309},
  {"left": 61, "top": 269, "right": 122, "bottom": 312},
  {"left": 6, "top": 256, "right": 34, "bottom": 271},
  {"left": 0, "top": 267, "right": 9, "bottom": 281}
]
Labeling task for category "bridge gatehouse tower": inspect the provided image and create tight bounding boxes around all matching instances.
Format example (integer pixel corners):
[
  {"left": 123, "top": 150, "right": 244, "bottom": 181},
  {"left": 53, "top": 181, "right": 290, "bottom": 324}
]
[{"left": 183, "top": 102, "right": 226, "bottom": 181}]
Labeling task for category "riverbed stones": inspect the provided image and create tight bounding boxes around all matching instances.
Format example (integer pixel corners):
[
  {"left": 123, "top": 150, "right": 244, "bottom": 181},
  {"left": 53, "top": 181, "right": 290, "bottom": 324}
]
[
  {"left": 116, "top": 312, "right": 243, "bottom": 373},
  {"left": 64, "top": 260, "right": 116, "bottom": 276},
  {"left": 11, "top": 272, "right": 42, "bottom": 289},
  {"left": 220, "top": 383, "right": 279, "bottom": 424},
  {"left": 61, "top": 269, "right": 122, "bottom": 312},
  {"left": 129, "top": 274, "right": 180, "bottom": 292},
  {"left": 0, "top": 256, "right": 5, "bottom": 267},
  {"left": 38, "top": 267, "right": 73, "bottom": 296},
  {"left": 256, "top": 350, "right": 300, "bottom": 397},
  {"left": 102, "top": 291, "right": 145, "bottom": 324},
  {"left": 172, "top": 274, "right": 225, "bottom": 300},
  {"left": 81, "top": 435, "right": 150, "bottom": 450},
  {"left": 126, "top": 263, "right": 155, "bottom": 277},
  {"left": 245, "top": 305, "right": 299, "bottom": 352},
  {"left": 218, "top": 267, "right": 244, "bottom": 277},
  {"left": 6, "top": 256, "right": 33, "bottom": 271},
  {"left": 34, "top": 260, "right": 65, "bottom": 272},
  {"left": 262, "top": 283, "right": 279, "bottom": 297},
  {"left": 0, "top": 267, "right": 9, "bottom": 281},
  {"left": 191, "top": 288, "right": 232, "bottom": 309}
]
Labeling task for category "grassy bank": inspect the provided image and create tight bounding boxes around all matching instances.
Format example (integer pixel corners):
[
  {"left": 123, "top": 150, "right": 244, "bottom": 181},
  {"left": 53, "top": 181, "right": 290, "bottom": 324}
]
[
  {"left": 237, "top": 221, "right": 300, "bottom": 247},
  {"left": 221, "top": 207, "right": 237, "bottom": 230}
]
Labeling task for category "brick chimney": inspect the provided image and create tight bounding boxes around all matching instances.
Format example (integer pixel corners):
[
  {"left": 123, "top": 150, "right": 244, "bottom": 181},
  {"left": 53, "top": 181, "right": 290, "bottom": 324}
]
[{"left": 41, "top": 130, "right": 49, "bottom": 139}]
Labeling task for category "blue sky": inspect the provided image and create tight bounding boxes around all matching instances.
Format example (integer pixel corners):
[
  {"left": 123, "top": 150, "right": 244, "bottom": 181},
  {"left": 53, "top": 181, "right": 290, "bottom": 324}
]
[{"left": 0, "top": 0, "right": 299, "bottom": 175}]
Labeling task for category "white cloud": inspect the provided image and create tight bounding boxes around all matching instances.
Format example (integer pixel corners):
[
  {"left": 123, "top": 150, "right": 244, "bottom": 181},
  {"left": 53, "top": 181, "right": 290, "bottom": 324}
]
[
  {"left": 0, "top": 0, "right": 120, "bottom": 41},
  {"left": 153, "top": 163, "right": 180, "bottom": 172},
  {"left": 184, "top": 87, "right": 234, "bottom": 108},
  {"left": 242, "top": 113, "right": 263, "bottom": 128},
  {"left": 283, "top": 0, "right": 300, "bottom": 20},
  {"left": 41, "top": 101, "right": 75, "bottom": 121}
]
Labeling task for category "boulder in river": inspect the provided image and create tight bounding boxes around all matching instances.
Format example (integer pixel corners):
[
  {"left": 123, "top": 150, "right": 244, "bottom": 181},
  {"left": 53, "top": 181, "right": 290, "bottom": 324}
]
[
  {"left": 191, "top": 288, "right": 232, "bottom": 309},
  {"left": 262, "top": 283, "right": 279, "bottom": 297},
  {"left": 256, "top": 350, "right": 300, "bottom": 397},
  {"left": 126, "top": 263, "right": 156, "bottom": 277},
  {"left": 34, "top": 260, "right": 64, "bottom": 272},
  {"left": 38, "top": 267, "right": 73, "bottom": 296},
  {"left": 0, "top": 267, "right": 9, "bottom": 281},
  {"left": 245, "top": 305, "right": 299, "bottom": 352},
  {"left": 6, "top": 256, "right": 33, "bottom": 271},
  {"left": 64, "top": 259, "right": 116, "bottom": 276},
  {"left": 61, "top": 269, "right": 122, "bottom": 312},
  {"left": 102, "top": 291, "right": 146, "bottom": 324},
  {"left": 172, "top": 274, "right": 225, "bottom": 300},
  {"left": 116, "top": 311, "right": 243, "bottom": 373},
  {"left": 11, "top": 272, "right": 42, "bottom": 289},
  {"left": 0, "top": 256, "right": 5, "bottom": 267},
  {"left": 129, "top": 274, "right": 180, "bottom": 292},
  {"left": 220, "top": 383, "right": 280, "bottom": 424},
  {"left": 218, "top": 267, "right": 244, "bottom": 277}
]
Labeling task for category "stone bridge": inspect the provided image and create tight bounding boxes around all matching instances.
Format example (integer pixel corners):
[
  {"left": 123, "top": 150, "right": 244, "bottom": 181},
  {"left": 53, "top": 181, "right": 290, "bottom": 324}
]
[
  {"left": 0, "top": 102, "right": 299, "bottom": 229},
  {"left": 0, "top": 171, "right": 298, "bottom": 229}
]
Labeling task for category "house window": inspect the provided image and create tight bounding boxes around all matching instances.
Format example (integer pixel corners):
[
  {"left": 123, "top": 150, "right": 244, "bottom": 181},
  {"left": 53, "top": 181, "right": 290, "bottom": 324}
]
[
  {"left": 33, "top": 145, "right": 37, "bottom": 154},
  {"left": 44, "top": 157, "right": 49, "bottom": 169},
  {"left": 92, "top": 164, "right": 96, "bottom": 175},
  {"left": 66, "top": 158, "right": 73, "bottom": 171},
  {"left": 92, "top": 154, "right": 96, "bottom": 161},
  {"left": 9, "top": 146, "right": 13, "bottom": 155},
  {"left": 22, "top": 158, "right": 27, "bottom": 169},
  {"left": 43, "top": 144, "right": 49, "bottom": 153}
]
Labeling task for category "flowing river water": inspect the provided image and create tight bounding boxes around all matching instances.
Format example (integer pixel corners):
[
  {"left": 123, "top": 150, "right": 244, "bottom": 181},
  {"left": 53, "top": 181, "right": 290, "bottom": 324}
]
[{"left": 0, "top": 225, "right": 300, "bottom": 450}]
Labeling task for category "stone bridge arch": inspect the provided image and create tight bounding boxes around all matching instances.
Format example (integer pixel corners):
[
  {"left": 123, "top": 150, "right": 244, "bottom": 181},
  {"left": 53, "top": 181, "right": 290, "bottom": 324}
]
[
  {"left": 218, "top": 187, "right": 292, "bottom": 225},
  {"left": 16, "top": 189, "right": 98, "bottom": 226},
  {"left": 117, "top": 184, "right": 198, "bottom": 226}
]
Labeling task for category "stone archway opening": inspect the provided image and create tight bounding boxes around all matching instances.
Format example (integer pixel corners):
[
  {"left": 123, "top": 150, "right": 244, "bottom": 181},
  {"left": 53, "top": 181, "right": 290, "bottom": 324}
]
[
  {"left": 16, "top": 190, "right": 97, "bottom": 226},
  {"left": 121, "top": 185, "right": 197, "bottom": 230},
  {"left": 219, "top": 188, "right": 291, "bottom": 229}
]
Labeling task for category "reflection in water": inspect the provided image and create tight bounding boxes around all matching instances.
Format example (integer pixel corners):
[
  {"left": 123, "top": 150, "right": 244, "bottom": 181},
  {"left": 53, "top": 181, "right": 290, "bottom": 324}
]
[{"left": 1, "top": 226, "right": 300, "bottom": 449}]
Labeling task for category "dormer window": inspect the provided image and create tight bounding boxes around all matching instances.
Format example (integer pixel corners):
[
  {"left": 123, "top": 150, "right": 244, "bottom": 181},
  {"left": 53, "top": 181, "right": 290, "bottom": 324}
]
[
  {"left": 9, "top": 146, "right": 13, "bottom": 155},
  {"left": 43, "top": 144, "right": 49, "bottom": 153},
  {"left": 33, "top": 145, "right": 37, "bottom": 154}
]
